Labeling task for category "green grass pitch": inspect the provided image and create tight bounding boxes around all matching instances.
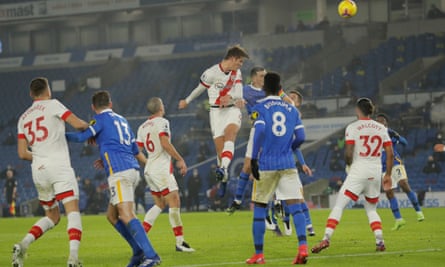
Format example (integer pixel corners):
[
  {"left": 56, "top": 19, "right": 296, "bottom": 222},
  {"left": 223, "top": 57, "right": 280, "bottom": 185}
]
[{"left": 1, "top": 208, "right": 444, "bottom": 267}]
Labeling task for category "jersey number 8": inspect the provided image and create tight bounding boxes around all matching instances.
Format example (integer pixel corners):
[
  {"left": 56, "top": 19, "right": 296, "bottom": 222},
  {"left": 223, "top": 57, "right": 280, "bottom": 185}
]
[{"left": 272, "top": 111, "right": 287, "bottom": 137}]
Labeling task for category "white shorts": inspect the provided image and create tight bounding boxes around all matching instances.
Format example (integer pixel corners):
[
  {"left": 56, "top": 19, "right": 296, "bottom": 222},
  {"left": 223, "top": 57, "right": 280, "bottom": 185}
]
[
  {"left": 108, "top": 169, "right": 140, "bottom": 206},
  {"left": 145, "top": 172, "right": 179, "bottom": 197},
  {"left": 31, "top": 163, "right": 79, "bottom": 210},
  {"left": 252, "top": 169, "right": 303, "bottom": 204},
  {"left": 383, "top": 165, "right": 408, "bottom": 189},
  {"left": 341, "top": 166, "right": 382, "bottom": 203},
  {"left": 245, "top": 128, "right": 255, "bottom": 158},
  {"left": 209, "top": 107, "right": 242, "bottom": 138}
]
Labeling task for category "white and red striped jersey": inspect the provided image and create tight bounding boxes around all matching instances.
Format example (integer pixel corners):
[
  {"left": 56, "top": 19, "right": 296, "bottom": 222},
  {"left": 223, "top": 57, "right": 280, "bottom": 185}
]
[
  {"left": 17, "top": 99, "right": 72, "bottom": 166},
  {"left": 185, "top": 63, "right": 243, "bottom": 105},
  {"left": 345, "top": 118, "right": 392, "bottom": 167},
  {"left": 137, "top": 116, "right": 172, "bottom": 174}
]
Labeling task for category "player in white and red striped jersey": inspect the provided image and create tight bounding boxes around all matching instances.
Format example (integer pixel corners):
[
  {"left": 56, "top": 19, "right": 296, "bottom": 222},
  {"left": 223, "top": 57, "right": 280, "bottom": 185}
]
[
  {"left": 312, "top": 98, "right": 394, "bottom": 254},
  {"left": 14, "top": 77, "right": 88, "bottom": 267},
  {"left": 178, "top": 45, "right": 249, "bottom": 196},
  {"left": 137, "top": 97, "right": 195, "bottom": 253}
]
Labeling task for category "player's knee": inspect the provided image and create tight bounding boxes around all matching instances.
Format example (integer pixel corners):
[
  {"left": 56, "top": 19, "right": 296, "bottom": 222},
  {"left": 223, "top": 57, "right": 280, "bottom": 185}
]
[
  {"left": 385, "top": 189, "right": 394, "bottom": 198},
  {"left": 48, "top": 212, "right": 61, "bottom": 225}
]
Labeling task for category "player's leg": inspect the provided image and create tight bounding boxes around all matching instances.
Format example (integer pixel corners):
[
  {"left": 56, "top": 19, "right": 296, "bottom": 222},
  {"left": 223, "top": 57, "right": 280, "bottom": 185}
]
[
  {"left": 281, "top": 201, "right": 292, "bottom": 236},
  {"left": 385, "top": 186, "right": 405, "bottom": 230},
  {"left": 13, "top": 173, "right": 59, "bottom": 267},
  {"left": 110, "top": 170, "right": 159, "bottom": 266},
  {"left": 299, "top": 188, "right": 315, "bottom": 236},
  {"left": 364, "top": 175, "right": 385, "bottom": 251},
  {"left": 13, "top": 201, "right": 59, "bottom": 267},
  {"left": 264, "top": 201, "right": 276, "bottom": 230},
  {"left": 55, "top": 171, "right": 83, "bottom": 266},
  {"left": 226, "top": 157, "right": 251, "bottom": 214},
  {"left": 246, "top": 171, "right": 279, "bottom": 264},
  {"left": 363, "top": 200, "right": 385, "bottom": 251},
  {"left": 398, "top": 173, "right": 424, "bottom": 221},
  {"left": 312, "top": 177, "right": 359, "bottom": 253},
  {"left": 142, "top": 174, "right": 166, "bottom": 233},
  {"left": 164, "top": 190, "right": 195, "bottom": 252},
  {"left": 143, "top": 194, "right": 165, "bottom": 233}
]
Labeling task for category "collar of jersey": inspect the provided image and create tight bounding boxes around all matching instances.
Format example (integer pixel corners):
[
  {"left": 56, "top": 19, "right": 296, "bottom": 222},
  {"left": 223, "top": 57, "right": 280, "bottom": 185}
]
[
  {"left": 359, "top": 118, "right": 371, "bottom": 120},
  {"left": 100, "top": 108, "right": 113, "bottom": 114},
  {"left": 250, "top": 84, "right": 262, "bottom": 91}
]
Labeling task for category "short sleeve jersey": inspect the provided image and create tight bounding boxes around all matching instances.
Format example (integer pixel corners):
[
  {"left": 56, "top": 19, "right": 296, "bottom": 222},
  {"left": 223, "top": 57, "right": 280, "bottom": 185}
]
[
  {"left": 87, "top": 109, "right": 140, "bottom": 176},
  {"left": 200, "top": 64, "right": 243, "bottom": 105},
  {"left": 345, "top": 119, "right": 392, "bottom": 167},
  {"left": 17, "top": 99, "right": 72, "bottom": 166},
  {"left": 136, "top": 116, "right": 172, "bottom": 175},
  {"left": 252, "top": 96, "right": 303, "bottom": 171}
]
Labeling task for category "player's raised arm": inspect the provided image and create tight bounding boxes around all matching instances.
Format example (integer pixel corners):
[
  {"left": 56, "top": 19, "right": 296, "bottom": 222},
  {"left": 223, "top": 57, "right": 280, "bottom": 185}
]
[{"left": 178, "top": 72, "right": 210, "bottom": 109}]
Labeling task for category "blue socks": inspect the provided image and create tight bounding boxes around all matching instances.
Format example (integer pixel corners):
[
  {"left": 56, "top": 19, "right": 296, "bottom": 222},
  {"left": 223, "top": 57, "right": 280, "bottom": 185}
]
[
  {"left": 252, "top": 206, "right": 266, "bottom": 254},
  {"left": 407, "top": 191, "right": 421, "bottom": 212},
  {"left": 389, "top": 197, "right": 402, "bottom": 219},
  {"left": 301, "top": 202, "right": 312, "bottom": 227},
  {"left": 288, "top": 203, "right": 307, "bottom": 246},
  {"left": 127, "top": 218, "right": 157, "bottom": 258},
  {"left": 283, "top": 202, "right": 290, "bottom": 224},
  {"left": 235, "top": 172, "right": 250, "bottom": 202},
  {"left": 114, "top": 219, "right": 141, "bottom": 255}
]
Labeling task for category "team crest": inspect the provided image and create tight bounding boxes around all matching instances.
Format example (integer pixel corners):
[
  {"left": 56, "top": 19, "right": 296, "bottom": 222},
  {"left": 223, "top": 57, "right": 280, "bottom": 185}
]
[
  {"left": 89, "top": 119, "right": 96, "bottom": 126},
  {"left": 251, "top": 111, "right": 259, "bottom": 121}
]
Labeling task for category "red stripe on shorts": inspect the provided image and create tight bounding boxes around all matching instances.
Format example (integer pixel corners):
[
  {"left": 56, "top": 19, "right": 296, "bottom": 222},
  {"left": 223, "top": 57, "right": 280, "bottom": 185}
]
[
  {"left": 55, "top": 190, "right": 75, "bottom": 201},
  {"left": 365, "top": 196, "right": 379, "bottom": 204},
  {"left": 344, "top": 190, "right": 359, "bottom": 201},
  {"left": 151, "top": 188, "right": 171, "bottom": 197},
  {"left": 40, "top": 199, "right": 56, "bottom": 207}
]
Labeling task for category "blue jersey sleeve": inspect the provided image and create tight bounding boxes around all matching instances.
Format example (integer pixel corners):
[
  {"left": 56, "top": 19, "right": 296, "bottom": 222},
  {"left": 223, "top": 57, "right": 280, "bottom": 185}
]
[
  {"left": 389, "top": 128, "right": 408, "bottom": 146},
  {"left": 294, "top": 149, "right": 306, "bottom": 165},
  {"left": 65, "top": 116, "right": 102, "bottom": 143}
]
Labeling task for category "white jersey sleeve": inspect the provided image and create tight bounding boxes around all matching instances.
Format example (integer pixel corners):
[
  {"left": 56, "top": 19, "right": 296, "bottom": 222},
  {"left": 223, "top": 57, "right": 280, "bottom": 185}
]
[
  {"left": 185, "top": 68, "right": 213, "bottom": 104},
  {"left": 228, "top": 70, "right": 243, "bottom": 99}
]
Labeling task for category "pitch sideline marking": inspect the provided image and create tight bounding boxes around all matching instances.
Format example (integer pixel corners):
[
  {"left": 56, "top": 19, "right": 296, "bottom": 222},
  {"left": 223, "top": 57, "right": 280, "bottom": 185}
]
[{"left": 172, "top": 248, "right": 442, "bottom": 267}]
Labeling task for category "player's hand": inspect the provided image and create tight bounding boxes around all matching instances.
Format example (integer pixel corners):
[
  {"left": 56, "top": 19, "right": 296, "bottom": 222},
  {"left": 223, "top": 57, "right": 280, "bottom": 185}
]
[
  {"left": 251, "top": 159, "right": 260, "bottom": 180},
  {"left": 234, "top": 98, "right": 245, "bottom": 109},
  {"left": 434, "top": 143, "right": 445, "bottom": 152},
  {"left": 177, "top": 160, "right": 188, "bottom": 176},
  {"left": 219, "top": 95, "right": 232, "bottom": 108},
  {"left": 382, "top": 173, "right": 392, "bottom": 191},
  {"left": 93, "top": 159, "right": 104, "bottom": 170},
  {"left": 178, "top": 100, "right": 188, "bottom": 109},
  {"left": 302, "top": 164, "right": 313, "bottom": 176},
  {"left": 87, "top": 137, "right": 96, "bottom": 146}
]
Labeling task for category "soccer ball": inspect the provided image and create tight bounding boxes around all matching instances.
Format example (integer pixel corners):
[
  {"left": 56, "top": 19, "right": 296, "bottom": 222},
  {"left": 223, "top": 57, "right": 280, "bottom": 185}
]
[{"left": 338, "top": 0, "right": 358, "bottom": 18}]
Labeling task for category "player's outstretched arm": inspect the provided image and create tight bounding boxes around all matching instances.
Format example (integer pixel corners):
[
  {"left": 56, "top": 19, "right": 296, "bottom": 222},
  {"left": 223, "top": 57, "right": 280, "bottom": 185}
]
[
  {"left": 179, "top": 83, "right": 208, "bottom": 109},
  {"left": 17, "top": 138, "right": 32, "bottom": 161},
  {"left": 66, "top": 129, "right": 94, "bottom": 143},
  {"left": 65, "top": 113, "right": 89, "bottom": 131},
  {"left": 160, "top": 136, "right": 187, "bottom": 176}
]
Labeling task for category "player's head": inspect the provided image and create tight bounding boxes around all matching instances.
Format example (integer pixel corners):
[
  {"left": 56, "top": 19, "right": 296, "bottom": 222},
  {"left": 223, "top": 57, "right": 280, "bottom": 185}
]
[
  {"left": 263, "top": 72, "right": 281, "bottom": 96},
  {"left": 30, "top": 77, "right": 51, "bottom": 99},
  {"left": 147, "top": 97, "right": 164, "bottom": 116},
  {"left": 355, "top": 97, "right": 375, "bottom": 118},
  {"left": 288, "top": 89, "right": 303, "bottom": 108},
  {"left": 223, "top": 45, "right": 249, "bottom": 70},
  {"left": 375, "top": 113, "right": 389, "bottom": 127},
  {"left": 250, "top": 66, "right": 266, "bottom": 88},
  {"left": 91, "top": 90, "right": 112, "bottom": 113}
]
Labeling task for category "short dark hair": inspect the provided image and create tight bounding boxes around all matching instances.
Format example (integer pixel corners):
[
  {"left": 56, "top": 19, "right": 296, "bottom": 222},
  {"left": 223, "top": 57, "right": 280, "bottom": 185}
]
[
  {"left": 92, "top": 90, "right": 111, "bottom": 109},
  {"left": 288, "top": 89, "right": 303, "bottom": 101},
  {"left": 30, "top": 77, "right": 49, "bottom": 97},
  {"left": 263, "top": 72, "right": 281, "bottom": 95},
  {"left": 376, "top": 113, "right": 389, "bottom": 123},
  {"left": 356, "top": 97, "right": 375, "bottom": 116},
  {"left": 250, "top": 66, "right": 265, "bottom": 78},
  {"left": 224, "top": 44, "right": 249, "bottom": 60}
]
